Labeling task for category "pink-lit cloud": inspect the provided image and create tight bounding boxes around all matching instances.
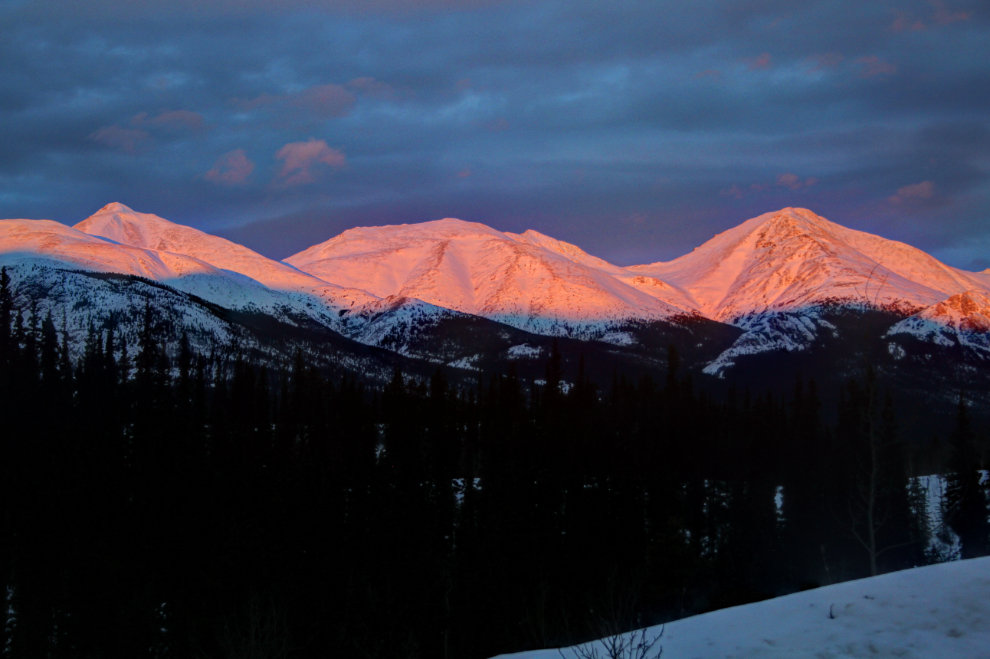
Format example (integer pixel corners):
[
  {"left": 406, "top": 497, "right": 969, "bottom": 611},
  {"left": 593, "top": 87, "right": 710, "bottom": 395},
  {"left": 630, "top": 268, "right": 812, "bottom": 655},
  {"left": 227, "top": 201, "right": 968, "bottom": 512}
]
[
  {"left": 891, "top": 1, "right": 969, "bottom": 32},
  {"left": 275, "top": 138, "right": 346, "bottom": 186},
  {"left": 858, "top": 56, "right": 897, "bottom": 77},
  {"left": 205, "top": 149, "right": 255, "bottom": 185},
  {"left": 889, "top": 181, "right": 935, "bottom": 204},
  {"left": 747, "top": 53, "right": 772, "bottom": 70},
  {"left": 132, "top": 109, "right": 206, "bottom": 131},
  {"left": 88, "top": 125, "right": 152, "bottom": 154},
  {"left": 776, "top": 173, "right": 817, "bottom": 190}
]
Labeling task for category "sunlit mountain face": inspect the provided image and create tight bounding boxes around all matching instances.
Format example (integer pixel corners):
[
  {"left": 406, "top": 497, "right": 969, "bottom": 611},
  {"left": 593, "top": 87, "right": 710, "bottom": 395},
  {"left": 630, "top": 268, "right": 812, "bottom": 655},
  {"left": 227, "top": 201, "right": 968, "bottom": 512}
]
[{"left": 3, "top": 204, "right": 989, "bottom": 406}]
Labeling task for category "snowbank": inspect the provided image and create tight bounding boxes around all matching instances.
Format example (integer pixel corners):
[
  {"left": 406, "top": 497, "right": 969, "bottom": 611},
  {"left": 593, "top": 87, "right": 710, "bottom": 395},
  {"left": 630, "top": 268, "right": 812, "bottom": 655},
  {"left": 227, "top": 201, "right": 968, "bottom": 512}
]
[{"left": 494, "top": 557, "right": 990, "bottom": 659}]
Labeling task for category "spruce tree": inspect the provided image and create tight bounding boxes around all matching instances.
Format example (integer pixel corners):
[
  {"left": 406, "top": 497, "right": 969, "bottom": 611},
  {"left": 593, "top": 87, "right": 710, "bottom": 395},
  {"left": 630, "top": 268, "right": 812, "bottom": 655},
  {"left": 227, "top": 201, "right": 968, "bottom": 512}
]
[{"left": 945, "top": 395, "right": 990, "bottom": 558}]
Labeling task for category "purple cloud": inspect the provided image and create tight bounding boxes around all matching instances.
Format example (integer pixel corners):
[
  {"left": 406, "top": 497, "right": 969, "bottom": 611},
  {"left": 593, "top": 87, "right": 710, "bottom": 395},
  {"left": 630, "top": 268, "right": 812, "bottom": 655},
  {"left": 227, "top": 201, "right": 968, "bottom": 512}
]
[
  {"left": 889, "top": 181, "right": 935, "bottom": 204},
  {"left": 275, "top": 138, "right": 346, "bottom": 186},
  {"left": 205, "top": 149, "right": 255, "bottom": 185}
]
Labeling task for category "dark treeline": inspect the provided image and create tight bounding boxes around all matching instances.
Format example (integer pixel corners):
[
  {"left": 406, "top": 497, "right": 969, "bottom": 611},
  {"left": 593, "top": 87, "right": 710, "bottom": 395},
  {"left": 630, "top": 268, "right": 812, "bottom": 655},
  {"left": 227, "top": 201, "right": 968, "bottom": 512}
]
[{"left": 2, "top": 269, "right": 989, "bottom": 659}]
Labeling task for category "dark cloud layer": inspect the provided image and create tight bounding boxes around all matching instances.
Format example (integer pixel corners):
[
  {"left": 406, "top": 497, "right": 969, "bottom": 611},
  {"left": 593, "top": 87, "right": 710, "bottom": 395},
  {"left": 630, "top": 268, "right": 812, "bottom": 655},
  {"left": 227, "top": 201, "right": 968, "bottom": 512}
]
[{"left": 1, "top": 0, "right": 988, "bottom": 267}]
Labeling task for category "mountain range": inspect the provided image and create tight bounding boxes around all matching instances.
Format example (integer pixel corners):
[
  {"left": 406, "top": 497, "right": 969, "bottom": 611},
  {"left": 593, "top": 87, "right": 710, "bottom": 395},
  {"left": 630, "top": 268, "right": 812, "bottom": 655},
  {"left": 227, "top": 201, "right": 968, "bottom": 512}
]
[{"left": 2, "top": 202, "right": 988, "bottom": 415}]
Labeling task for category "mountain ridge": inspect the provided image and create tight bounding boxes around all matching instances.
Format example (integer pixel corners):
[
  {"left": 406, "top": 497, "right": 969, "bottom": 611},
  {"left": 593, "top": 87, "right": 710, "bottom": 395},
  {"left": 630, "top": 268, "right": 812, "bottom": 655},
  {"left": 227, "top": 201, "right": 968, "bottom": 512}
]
[{"left": 3, "top": 203, "right": 989, "bottom": 379}]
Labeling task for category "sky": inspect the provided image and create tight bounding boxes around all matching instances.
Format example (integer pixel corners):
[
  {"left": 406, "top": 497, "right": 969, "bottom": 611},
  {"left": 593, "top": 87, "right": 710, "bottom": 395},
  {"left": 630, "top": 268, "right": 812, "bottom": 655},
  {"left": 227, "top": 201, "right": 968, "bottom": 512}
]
[{"left": 1, "top": 0, "right": 988, "bottom": 269}]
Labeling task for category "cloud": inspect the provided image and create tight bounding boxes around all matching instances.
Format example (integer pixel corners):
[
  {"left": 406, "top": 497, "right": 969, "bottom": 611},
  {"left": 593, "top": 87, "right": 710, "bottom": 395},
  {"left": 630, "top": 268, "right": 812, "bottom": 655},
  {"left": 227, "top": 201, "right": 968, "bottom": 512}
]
[
  {"left": 891, "top": 13, "right": 926, "bottom": 33},
  {"left": 808, "top": 52, "right": 844, "bottom": 71},
  {"left": 132, "top": 110, "right": 206, "bottom": 132},
  {"left": 857, "top": 56, "right": 897, "bottom": 77},
  {"left": 88, "top": 125, "right": 152, "bottom": 154},
  {"left": 776, "top": 173, "right": 817, "bottom": 190},
  {"left": 747, "top": 52, "right": 772, "bottom": 70},
  {"left": 719, "top": 184, "right": 743, "bottom": 199},
  {"left": 930, "top": 0, "right": 970, "bottom": 25},
  {"left": 275, "top": 138, "right": 346, "bottom": 186},
  {"left": 889, "top": 181, "right": 935, "bottom": 204},
  {"left": 292, "top": 84, "right": 357, "bottom": 118},
  {"left": 891, "top": 1, "right": 970, "bottom": 32},
  {"left": 346, "top": 77, "right": 398, "bottom": 100},
  {"left": 205, "top": 149, "right": 254, "bottom": 185},
  {"left": 238, "top": 82, "right": 366, "bottom": 118}
]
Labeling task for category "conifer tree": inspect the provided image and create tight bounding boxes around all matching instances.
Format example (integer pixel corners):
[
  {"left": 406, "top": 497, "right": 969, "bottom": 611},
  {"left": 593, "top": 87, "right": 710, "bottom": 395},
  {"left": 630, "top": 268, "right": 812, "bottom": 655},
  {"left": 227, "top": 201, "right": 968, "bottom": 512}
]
[{"left": 945, "top": 395, "right": 990, "bottom": 558}]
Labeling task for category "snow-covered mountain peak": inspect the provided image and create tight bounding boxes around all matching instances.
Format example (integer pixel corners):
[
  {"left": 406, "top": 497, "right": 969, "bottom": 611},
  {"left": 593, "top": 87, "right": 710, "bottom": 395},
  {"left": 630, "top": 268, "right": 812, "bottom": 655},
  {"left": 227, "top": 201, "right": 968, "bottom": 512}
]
[
  {"left": 0, "top": 217, "right": 223, "bottom": 281},
  {"left": 75, "top": 204, "right": 377, "bottom": 309},
  {"left": 76, "top": 204, "right": 199, "bottom": 254},
  {"left": 96, "top": 202, "right": 136, "bottom": 214},
  {"left": 287, "top": 217, "right": 698, "bottom": 334},
  {"left": 629, "top": 207, "right": 988, "bottom": 321}
]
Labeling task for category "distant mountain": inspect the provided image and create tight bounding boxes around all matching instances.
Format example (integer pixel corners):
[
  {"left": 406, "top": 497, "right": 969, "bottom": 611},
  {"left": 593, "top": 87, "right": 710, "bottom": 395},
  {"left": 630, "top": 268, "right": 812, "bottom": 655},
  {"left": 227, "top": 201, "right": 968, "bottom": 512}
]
[
  {"left": 629, "top": 207, "right": 990, "bottom": 373},
  {"left": 285, "top": 218, "right": 699, "bottom": 338},
  {"left": 75, "top": 203, "right": 377, "bottom": 313},
  {"left": 2, "top": 204, "right": 989, "bottom": 408},
  {"left": 631, "top": 207, "right": 984, "bottom": 319}
]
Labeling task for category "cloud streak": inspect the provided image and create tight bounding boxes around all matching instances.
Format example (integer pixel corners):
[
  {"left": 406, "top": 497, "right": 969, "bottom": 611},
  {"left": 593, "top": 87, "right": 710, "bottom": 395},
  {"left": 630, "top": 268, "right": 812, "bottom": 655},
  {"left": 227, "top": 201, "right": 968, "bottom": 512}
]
[{"left": 889, "top": 181, "right": 935, "bottom": 204}]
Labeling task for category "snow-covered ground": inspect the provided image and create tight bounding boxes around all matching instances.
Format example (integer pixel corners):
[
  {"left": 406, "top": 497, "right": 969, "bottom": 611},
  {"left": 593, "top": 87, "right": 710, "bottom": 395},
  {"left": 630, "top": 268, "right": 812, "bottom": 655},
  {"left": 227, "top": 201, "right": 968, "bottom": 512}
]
[{"left": 495, "top": 557, "right": 990, "bottom": 659}]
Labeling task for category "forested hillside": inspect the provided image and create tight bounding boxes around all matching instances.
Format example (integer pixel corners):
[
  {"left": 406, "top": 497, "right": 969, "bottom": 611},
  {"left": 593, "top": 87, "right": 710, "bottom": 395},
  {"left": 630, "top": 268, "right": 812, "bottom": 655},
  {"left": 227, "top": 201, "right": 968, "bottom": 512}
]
[{"left": 1, "top": 266, "right": 988, "bottom": 659}]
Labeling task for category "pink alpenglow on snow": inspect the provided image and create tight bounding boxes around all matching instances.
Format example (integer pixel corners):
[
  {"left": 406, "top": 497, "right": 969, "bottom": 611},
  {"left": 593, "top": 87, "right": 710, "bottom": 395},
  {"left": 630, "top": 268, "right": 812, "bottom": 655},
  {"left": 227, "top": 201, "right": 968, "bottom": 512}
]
[
  {"left": 628, "top": 207, "right": 990, "bottom": 322},
  {"left": 74, "top": 202, "right": 377, "bottom": 310},
  {"left": 284, "top": 217, "right": 699, "bottom": 336}
]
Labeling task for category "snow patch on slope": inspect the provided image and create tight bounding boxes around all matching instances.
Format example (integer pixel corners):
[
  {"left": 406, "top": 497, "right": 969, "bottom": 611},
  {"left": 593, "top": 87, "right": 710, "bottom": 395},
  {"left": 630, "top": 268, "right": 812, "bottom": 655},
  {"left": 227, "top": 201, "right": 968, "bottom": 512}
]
[{"left": 886, "top": 291, "right": 990, "bottom": 354}]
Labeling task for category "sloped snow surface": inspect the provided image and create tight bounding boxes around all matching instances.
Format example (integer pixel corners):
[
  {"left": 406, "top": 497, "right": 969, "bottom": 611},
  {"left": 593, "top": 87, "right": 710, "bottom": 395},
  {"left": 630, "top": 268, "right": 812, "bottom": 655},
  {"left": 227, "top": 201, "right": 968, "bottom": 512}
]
[
  {"left": 887, "top": 290, "right": 990, "bottom": 355},
  {"left": 285, "top": 218, "right": 699, "bottom": 338},
  {"left": 495, "top": 557, "right": 990, "bottom": 659}
]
